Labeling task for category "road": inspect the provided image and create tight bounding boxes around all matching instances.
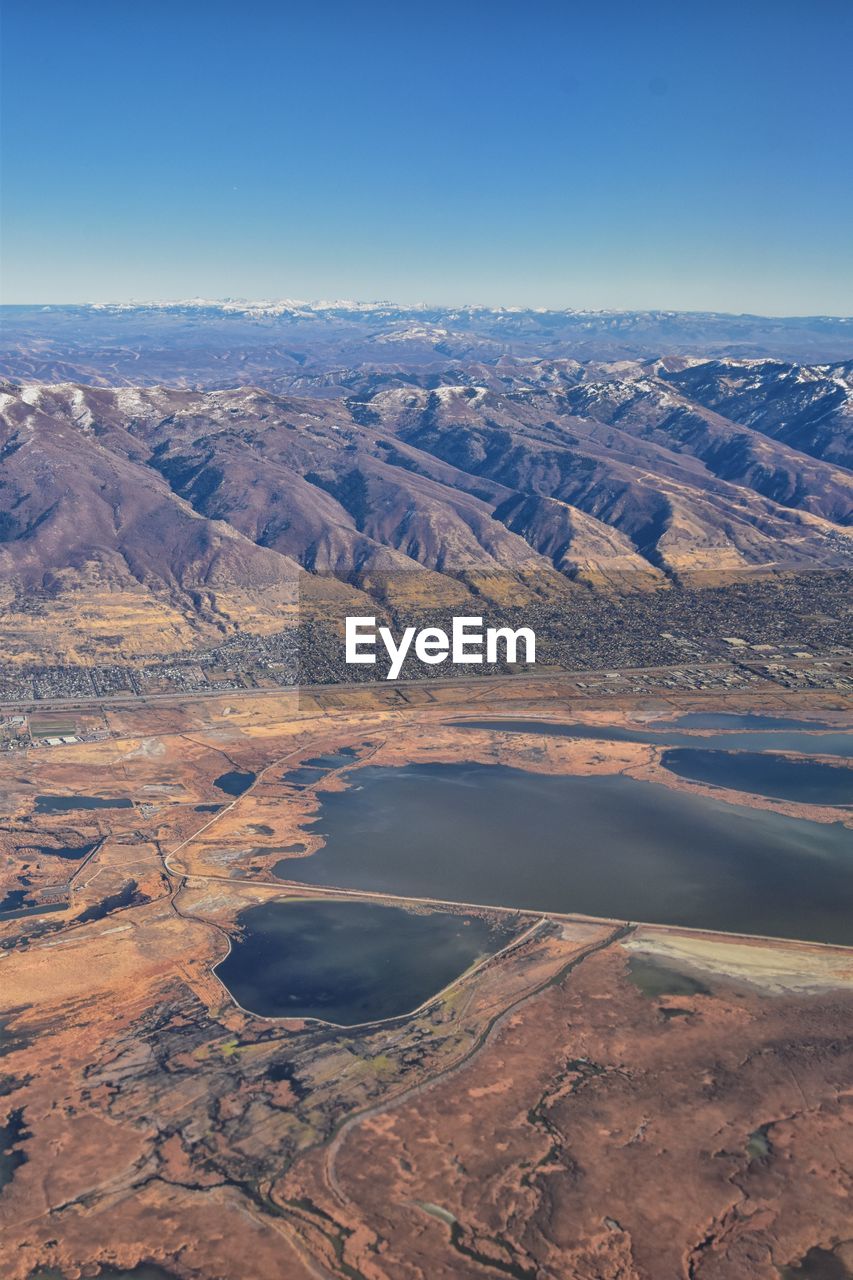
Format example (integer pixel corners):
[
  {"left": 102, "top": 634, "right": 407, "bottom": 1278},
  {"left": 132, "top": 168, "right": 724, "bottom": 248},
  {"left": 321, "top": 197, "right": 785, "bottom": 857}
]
[{"left": 0, "top": 658, "right": 760, "bottom": 714}]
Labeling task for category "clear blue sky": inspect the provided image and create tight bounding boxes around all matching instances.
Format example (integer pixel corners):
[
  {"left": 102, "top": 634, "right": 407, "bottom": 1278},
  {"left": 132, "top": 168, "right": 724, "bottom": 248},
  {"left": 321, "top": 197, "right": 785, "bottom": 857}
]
[{"left": 2, "top": 0, "right": 851, "bottom": 313}]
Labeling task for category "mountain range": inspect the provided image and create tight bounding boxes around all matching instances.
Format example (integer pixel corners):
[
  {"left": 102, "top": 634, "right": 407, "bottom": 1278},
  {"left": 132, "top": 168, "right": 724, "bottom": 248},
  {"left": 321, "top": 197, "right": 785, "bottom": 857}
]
[
  {"left": 0, "top": 326, "right": 850, "bottom": 663},
  {"left": 1, "top": 303, "right": 851, "bottom": 392}
]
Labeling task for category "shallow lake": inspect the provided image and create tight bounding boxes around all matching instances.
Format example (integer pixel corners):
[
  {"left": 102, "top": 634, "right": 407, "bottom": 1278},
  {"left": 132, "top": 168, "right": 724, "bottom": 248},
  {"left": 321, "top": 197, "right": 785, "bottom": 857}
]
[
  {"left": 29, "top": 1269, "right": 179, "bottom": 1280},
  {"left": 452, "top": 719, "right": 853, "bottom": 758},
  {"left": 653, "top": 712, "right": 834, "bottom": 731},
  {"left": 32, "top": 841, "right": 97, "bottom": 860},
  {"left": 662, "top": 748, "right": 852, "bottom": 806},
  {"left": 0, "top": 888, "right": 27, "bottom": 913},
  {"left": 627, "top": 956, "right": 710, "bottom": 998},
  {"left": 0, "top": 1108, "right": 27, "bottom": 1190},
  {"left": 283, "top": 766, "right": 331, "bottom": 787},
  {"left": 277, "top": 763, "right": 853, "bottom": 945},
  {"left": 98, "top": 1270, "right": 179, "bottom": 1280},
  {"left": 0, "top": 901, "right": 66, "bottom": 921},
  {"left": 34, "top": 795, "right": 132, "bottom": 813},
  {"left": 302, "top": 748, "right": 358, "bottom": 768},
  {"left": 216, "top": 899, "right": 513, "bottom": 1024},
  {"left": 74, "top": 880, "right": 139, "bottom": 924},
  {"left": 214, "top": 770, "right": 256, "bottom": 796}
]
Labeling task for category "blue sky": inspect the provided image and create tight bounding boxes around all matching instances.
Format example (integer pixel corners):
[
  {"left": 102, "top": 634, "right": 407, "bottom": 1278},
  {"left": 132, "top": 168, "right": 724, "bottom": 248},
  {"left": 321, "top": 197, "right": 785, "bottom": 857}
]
[{"left": 2, "top": 0, "right": 851, "bottom": 313}]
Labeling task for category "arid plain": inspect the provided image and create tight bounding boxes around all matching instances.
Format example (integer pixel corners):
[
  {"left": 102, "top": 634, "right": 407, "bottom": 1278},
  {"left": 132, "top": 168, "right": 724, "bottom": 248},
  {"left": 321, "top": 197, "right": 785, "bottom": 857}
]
[{"left": 2, "top": 675, "right": 852, "bottom": 1280}]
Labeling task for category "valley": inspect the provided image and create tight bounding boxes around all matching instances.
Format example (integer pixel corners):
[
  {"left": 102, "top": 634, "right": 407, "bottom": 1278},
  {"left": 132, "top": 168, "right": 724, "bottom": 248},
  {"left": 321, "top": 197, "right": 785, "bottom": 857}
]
[
  {"left": 3, "top": 0, "right": 851, "bottom": 1268},
  {"left": 1, "top": 304, "right": 851, "bottom": 1279}
]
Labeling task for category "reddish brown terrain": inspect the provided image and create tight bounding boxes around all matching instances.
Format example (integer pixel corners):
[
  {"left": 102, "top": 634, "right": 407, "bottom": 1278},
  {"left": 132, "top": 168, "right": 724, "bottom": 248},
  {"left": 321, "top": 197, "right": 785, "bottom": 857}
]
[
  {"left": 2, "top": 70, "right": 852, "bottom": 1280},
  {"left": 1, "top": 679, "right": 851, "bottom": 1280}
]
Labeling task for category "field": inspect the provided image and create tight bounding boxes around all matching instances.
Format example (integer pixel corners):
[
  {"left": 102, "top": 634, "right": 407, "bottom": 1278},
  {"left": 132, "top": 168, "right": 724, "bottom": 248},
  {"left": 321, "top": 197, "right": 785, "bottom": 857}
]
[{"left": 26, "top": 714, "right": 79, "bottom": 737}]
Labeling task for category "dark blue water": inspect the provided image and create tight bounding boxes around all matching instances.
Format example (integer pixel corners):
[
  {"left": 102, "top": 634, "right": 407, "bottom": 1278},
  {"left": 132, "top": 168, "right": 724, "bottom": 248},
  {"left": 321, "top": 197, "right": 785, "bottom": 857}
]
[
  {"left": 662, "top": 749, "right": 852, "bottom": 806},
  {"left": 0, "top": 889, "right": 28, "bottom": 913},
  {"left": 283, "top": 766, "right": 331, "bottom": 787},
  {"left": 31, "top": 842, "right": 97, "bottom": 860},
  {"left": 653, "top": 712, "right": 834, "bottom": 731},
  {"left": 216, "top": 899, "right": 513, "bottom": 1024},
  {"left": 213, "top": 770, "right": 255, "bottom": 796},
  {"left": 98, "top": 1269, "right": 179, "bottom": 1280},
  {"left": 0, "top": 1107, "right": 28, "bottom": 1190},
  {"left": 28, "top": 1268, "right": 179, "bottom": 1280},
  {"left": 278, "top": 763, "right": 853, "bottom": 944},
  {"left": 34, "top": 795, "right": 132, "bottom": 813},
  {"left": 452, "top": 719, "right": 853, "bottom": 758},
  {"left": 0, "top": 901, "right": 66, "bottom": 921},
  {"left": 73, "top": 880, "right": 139, "bottom": 924},
  {"left": 283, "top": 748, "right": 360, "bottom": 788}
]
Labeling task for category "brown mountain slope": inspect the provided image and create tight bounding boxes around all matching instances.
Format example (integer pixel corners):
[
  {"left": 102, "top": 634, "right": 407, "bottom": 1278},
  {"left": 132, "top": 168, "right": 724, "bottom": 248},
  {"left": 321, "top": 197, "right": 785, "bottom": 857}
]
[
  {"left": 1, "top": 366, "right": 851, "bottom": 662},
  {"left": 0, "top": 387, "right": 360, "bottom": 661},
  {"left": 658, "top": 358, "right": 853, "bottom": 469},
  {"left": 563, "top": 371, "right": 853, "bottom": 525},
  {"left": 382, "top": 384, "right": 852, "bottom": 574}
]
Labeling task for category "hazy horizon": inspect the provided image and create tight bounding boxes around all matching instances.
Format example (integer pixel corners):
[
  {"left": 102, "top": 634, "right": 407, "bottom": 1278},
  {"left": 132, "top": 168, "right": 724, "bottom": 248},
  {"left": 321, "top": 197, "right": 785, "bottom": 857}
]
[{"left": 3, "top": 298, "right": 852, "bottom": 320}]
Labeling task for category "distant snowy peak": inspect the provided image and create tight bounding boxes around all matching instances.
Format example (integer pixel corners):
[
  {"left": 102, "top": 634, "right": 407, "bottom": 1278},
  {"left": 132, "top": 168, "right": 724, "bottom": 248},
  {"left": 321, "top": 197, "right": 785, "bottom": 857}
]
[
  {"left": 79, "top": 299, "right": 577, "bottom": 320},
  {"left": 73, "top": 300, "right": 852, "bottom": 324},
  {"left": 85, "top": 298, "right": 380, "bottom": 318},
  {"left": 8, "top": 303, "right": 850, "bottom": 367}
]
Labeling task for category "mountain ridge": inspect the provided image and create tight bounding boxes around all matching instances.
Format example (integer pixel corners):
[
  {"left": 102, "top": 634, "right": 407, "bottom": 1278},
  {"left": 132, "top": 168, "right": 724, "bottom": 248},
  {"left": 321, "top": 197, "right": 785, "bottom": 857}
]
[
  {"left": 1, "top": 355, "right": 850, "bottom": 663},
  {"left": 2, "top": 304, "right": 851, "bottom": 381}
]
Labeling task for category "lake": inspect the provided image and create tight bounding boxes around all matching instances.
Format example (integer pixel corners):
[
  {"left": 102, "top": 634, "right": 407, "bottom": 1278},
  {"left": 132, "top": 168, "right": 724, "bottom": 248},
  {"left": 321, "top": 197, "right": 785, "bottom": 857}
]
[
  {"left": 276, "top": 763, "right": 853, "bottom": 945},
  {"left": 0, "top": 1107, "right": 27, "bottom": 1191},
  {"left": 34, "top": 795, "right": 133, "bottom": 813},
  {"left": 653, "top": 712, "right": 834, "bottom": 731},
  {"left": 452, "top": 719, "right": 853, "bottom": 758},
  {"left": 32, "top": 841, "right": 98, "bottom": 860},
  {"left": 0, "top": 901, "right": 66, "bottom": 921},
  {"left": 283, "top": 748, "right": 360, "bottom": 788},
  {"left": 283, "top": 766, "right": 332, "bottom": 787},
  {"left": 661, "top": 748, "right": 852, "bottom": 806},
  {"left": 28, "top": 1269, "right": 178, "bottom": 1280},
  {"left": 214, "top": 770, "right": 256, "bottom": 796},
  {"left": 74, "top": 880, "right": 139, "bottom": 924},
  {"left": 216, "top": 898, "right": 514, "bottom": 1024}
]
